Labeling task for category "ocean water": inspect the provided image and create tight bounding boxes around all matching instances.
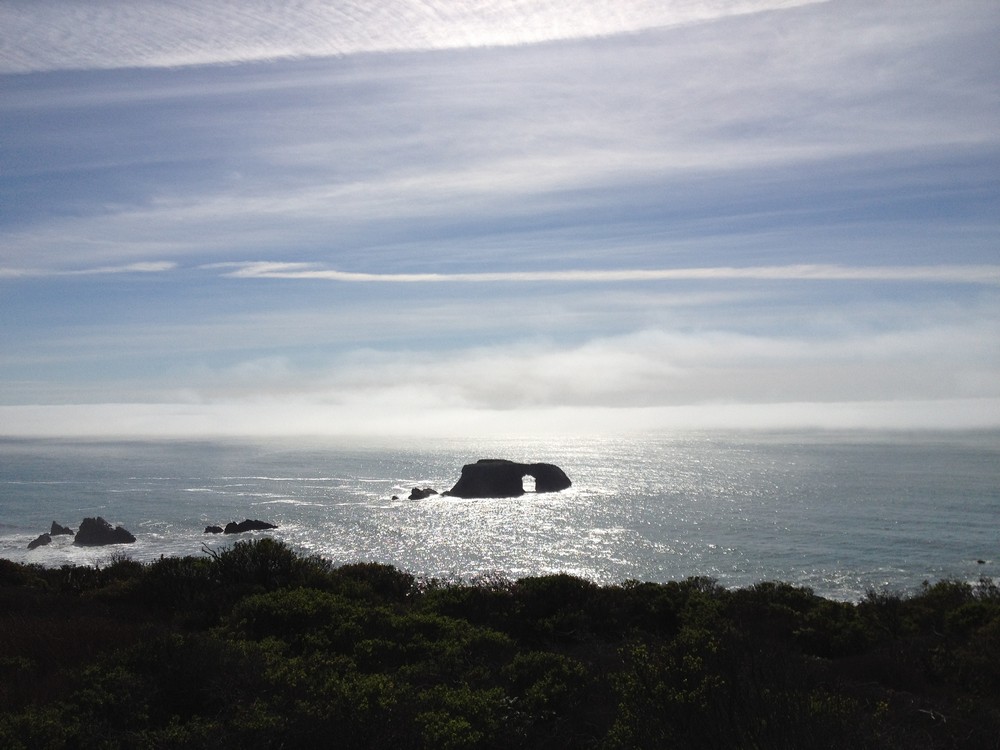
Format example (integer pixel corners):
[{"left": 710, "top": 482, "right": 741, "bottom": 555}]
[{"left": 1, "top": 431, "right": 997, "bottom": 601}]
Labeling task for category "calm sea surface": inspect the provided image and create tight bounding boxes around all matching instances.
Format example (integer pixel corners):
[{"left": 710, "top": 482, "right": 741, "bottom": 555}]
[{"left": 1, "top": 431, "right": 997, "bottom": 600}]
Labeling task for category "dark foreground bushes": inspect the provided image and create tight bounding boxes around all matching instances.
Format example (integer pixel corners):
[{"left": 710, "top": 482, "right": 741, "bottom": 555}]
[{"left": 1, "top": 542, "right": 998, "bottom": 749}]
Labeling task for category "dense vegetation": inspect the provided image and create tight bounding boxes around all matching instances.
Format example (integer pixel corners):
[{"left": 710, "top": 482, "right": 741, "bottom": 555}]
[{"left": 1, "top": 540, "right": 998, "bottom": 749}]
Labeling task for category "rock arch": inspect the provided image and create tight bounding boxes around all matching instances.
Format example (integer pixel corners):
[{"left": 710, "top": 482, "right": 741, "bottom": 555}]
[{"left": 445, "top": 459, "right": 572, "bottom": 498}]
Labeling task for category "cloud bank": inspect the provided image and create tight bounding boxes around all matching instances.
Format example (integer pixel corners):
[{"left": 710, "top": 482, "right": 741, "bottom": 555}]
[
  {"left": 2, "top": 399, "right": 998, "bottom": 439},
  {"left": 3, "top": 313, "right": 997, "bottom": 436}
]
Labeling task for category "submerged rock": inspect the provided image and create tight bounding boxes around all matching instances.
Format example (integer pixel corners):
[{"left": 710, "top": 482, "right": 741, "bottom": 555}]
[
  {"left": 446, "top": 459, "right": 572, "bottom": 499},
  {"left": 28, "top": 533, "right": 52, "bottom": 550},
  {"left": 50, "top": 521, "right": 74, "bottom": 536},
  {"left": 74, "top": 517, "right": 136, "bottom": 546},
  {"left": 408, "top": 487, "right": 438, "bottom": 500},
  {"left": 223, "top": 519, "right": 277, "bottom": 534}
]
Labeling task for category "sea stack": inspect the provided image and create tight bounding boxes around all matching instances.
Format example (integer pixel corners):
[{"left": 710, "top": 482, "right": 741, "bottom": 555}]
[
  {"left": 27, "top": 533, "right": 52, "bottom": 550},
  {"left": 73, "top": 517, "right": 136, "bottom": 546},
  {"left": 446, "top": 459, "right": 572, "bottom": 499},
  {"left": 223, "top": 519, "right": 278, "bottom": 534}
]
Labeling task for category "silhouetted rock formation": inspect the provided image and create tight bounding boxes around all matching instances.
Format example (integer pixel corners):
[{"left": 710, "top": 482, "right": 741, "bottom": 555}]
[
  {"left": 446, "top": 459, "right": 572, "bottom": 499},
  {"left": 74, "top": 517, "right": 136, "bottom": 546},
  {"left": 50, "top": 521, "right": 74, "bottom": 536},
  {"left": 223, "top": 519, "right": 277, "bottom": 534},
  {"left": 28, "top": 533, "right": 51, "bottom": 550},
  {"left": 204, "top": 525, "right": 224, "bottom": 534},
  {"left": 409, "top": 487, "right": 438, "bottom": 500}
]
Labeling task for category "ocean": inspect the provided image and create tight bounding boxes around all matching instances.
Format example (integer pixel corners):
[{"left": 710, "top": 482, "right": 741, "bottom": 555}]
[{"left": 1, "top": 431, "right": 997, "bottom": 601}]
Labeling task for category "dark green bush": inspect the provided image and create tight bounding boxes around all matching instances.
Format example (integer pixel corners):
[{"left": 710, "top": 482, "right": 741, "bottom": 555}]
[
  {"left": 513, "top": 573, "right": 600, "bottom": 643},
  {"left": 227, "top": 586, "right": 383, "bottom": 656},
  {"left": 328, "top": 561, "right": 417, "bottom": 602},
  {"left": 207, "top": 537, "right": 309, "bottom": 589},
  {"left": 1, "top": 550, "right": 997, "bottom": 750},
  {"left": 138, "top": 554, "right": 215, "bottom": 613}
]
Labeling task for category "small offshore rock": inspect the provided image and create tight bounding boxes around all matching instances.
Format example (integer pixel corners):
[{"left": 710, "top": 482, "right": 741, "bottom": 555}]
[
  {"left": 409, "top": 487, "right": 439, "bottom": 500},
  {"left": 50, "top": 521, "right": 74, "bottom": 536},
  {"left": 74, "top": 517, "right": 136, "bottom": 546},
  {"left": 28, "top": 533, "right": 52, "bottom": 550},
  {"left": 223, "top": 519, "right": 277, "bottom": 534},
  {"left": 204, "top": 525, "right": 224, "bottom": 534}
]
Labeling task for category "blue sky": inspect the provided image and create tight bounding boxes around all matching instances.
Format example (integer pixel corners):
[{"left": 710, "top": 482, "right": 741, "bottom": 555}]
[{"left": 1, "top": 0, "right": 998, "bottom": 436}]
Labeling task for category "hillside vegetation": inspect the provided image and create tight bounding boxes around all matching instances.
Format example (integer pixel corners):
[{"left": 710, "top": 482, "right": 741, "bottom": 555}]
[{"left": 1, "top": 539, "right": 998, "bottom": 749}]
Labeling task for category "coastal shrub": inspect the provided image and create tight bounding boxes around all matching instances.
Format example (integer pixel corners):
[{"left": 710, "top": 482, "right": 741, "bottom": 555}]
[
  {"left": 207, "top": 538, "right": 304, "bottom": 590},
  {"left": 138, "top": 554, "right": 215, "bottom": 614},
  {"left": 328, "top": 561, "right": 417, "bottom": 602},
  {"left": 353, "top": 610, "right": 514, "bottom": 685},
  {"left": 226, "top": 587, "right": 378, "bottom": 655},
  {"left": 724, "top": 580, "right": 870, "bottom": 658},
  {"left": 415, "top": 709, "right": 483, "bottom": 750},
  {"left": 501, "top": 650, "right": 597, "bottom": 747},
  {"left": 3, "top": 551, "right": 1000, "bottom": 749},
  {"left": 42, "top": 632, "right": 279, "bottom": 749},
  {"left": 0, "top": 558, "right": 40, "bottom": 587},
  {"left": 0, "top": 706, "right": 75, "bottom": 750},
  {"left": 100, "top": 550, "right": 143, "bottom": 580},
  {"left": 960, "top": 616, "right": 1000, "bottom": 691},
  {"left": 420, "top": 577, "right": 518, "bottom": 632},
  {"left": 796, "top": 596, "right": 869, "bottom": 658},
  {"left": 606, "top": 626, "right": 874, "bottom": 750},
  {"left": 593, "top": 580, "right": 681, "bottom": 639},
  {"left": 0, "top": 587, "right": 149, "bottom": 711},
  {"left": 514, "top": 573, "right": 600, "bottom": 643},
  {"left": 859, "top": 586, "right": 909, "bottom": 640},
  {"left": 120, "top": 632, "right": 258, "bottom": 724},
  {"left": 726, "top": 580, "right": 821, "bottom": 631},
  {"left": 944, "top": 599, "right": 1000, "bottom": 635},
  {"left": 49, "top": 562, "right": 107, "bottom": 593},
  {"left": 974, "top": 576, "right": 1000, "bottom": 601},
  {"left": 413, "top": 684, "right": 508, "bottom": 750},
  {"left": 907, "top": 579, "right": 977, "bottom": 635},
  {"left": 273, "top": 671, "right": 409, "bottom": 749},
  {"left": 607, "top": 638, "right": 719, "bottom": 749}
]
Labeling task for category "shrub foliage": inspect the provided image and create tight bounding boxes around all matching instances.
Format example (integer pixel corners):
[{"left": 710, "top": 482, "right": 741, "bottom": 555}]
[{"left": 1, "top": 540, "right": 998, "bottom": 748}]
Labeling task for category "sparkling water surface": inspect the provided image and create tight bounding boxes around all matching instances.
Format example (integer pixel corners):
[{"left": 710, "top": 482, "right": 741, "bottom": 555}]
[{"left": 1, "top": 431, "right": 997, "bottom": 600}]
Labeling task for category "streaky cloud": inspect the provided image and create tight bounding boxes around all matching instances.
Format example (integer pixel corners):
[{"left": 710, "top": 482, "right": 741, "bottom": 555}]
[
  {"left": 221, "top": 262, "right": 1000, "bottom": 286},
  {"left": 0, "top": 0, "right": 825, "bottom": 74},
  {"left": 0, "top": 262, "right": 177, "bottom": 279}
]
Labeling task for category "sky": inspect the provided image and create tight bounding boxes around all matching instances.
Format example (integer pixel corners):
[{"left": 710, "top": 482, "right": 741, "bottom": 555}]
[{"left": 1, "top": 0, "right": 998, "bottom": 437}]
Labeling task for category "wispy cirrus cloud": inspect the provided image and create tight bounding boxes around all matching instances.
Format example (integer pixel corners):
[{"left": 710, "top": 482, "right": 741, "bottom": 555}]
[
  {"left": 218, "top": 262, "right": 1000, "bottom": 286},
  {"left": 0, "top": 262, "right": 177, "bottom": 279},
  {"left": 2, "top": 0, "right": 998, "bottom": 436},
  {"left": 0, "top": 0, "right": 824, "bottom": 74},
  {"left": 4, "top": 0, "right": 995, "bottom": 276}
]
